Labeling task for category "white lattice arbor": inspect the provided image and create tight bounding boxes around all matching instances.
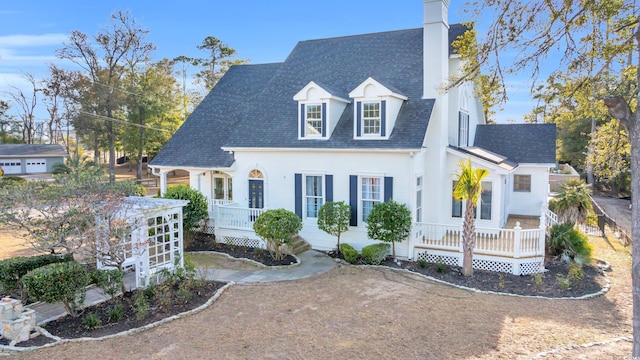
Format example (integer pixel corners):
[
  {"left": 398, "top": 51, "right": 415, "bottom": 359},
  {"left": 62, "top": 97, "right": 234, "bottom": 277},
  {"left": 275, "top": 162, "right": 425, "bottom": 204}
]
[{"left": 96, "top": 197, "right": 189, "bottom": 289}]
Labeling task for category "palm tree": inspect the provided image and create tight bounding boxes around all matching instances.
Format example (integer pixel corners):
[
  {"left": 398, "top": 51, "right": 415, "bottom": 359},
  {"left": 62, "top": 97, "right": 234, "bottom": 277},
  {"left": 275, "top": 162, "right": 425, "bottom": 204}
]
[
  {"left": 553, "top": 179, "right": 592, "bottom": 225},
  {"left": 454, "top": 159, "right": 489, "bottom": 276},
  {"left": 53, "top": 154, "right": 104, "bottom": 184}
]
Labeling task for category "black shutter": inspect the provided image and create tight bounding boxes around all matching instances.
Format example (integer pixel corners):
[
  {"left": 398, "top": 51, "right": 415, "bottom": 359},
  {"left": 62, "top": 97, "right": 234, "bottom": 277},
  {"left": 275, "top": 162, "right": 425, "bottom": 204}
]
[
  {"left": 321, "top": 103, "right": 327, "bottom": 137},
  {"left": 384, "top": 176, "right": 393, "bottom": 202},
  {"left": 356, "top": 101, "right": 362, "bottom": 137},
  {"left": 380, "top": 100, "right": 386, "bottom": 136},
  {"left": 295, "top": 173, "right": 302, "bottom": 218},
  {"left": 300, "top": 104, "right": 305, "bottom": 138},
  {"left": 349, "top": 175, "right": 358, "bottom": 226},
  {"left": 325, "top": 174, "right": 333, "bottom": 202}
]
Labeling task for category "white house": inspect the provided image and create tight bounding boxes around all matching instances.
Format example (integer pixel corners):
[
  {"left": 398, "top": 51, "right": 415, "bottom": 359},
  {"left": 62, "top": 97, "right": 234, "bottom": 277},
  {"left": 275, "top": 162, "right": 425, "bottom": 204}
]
[{"left": 150, "top": 0, "right": 557, "bottom": 275}]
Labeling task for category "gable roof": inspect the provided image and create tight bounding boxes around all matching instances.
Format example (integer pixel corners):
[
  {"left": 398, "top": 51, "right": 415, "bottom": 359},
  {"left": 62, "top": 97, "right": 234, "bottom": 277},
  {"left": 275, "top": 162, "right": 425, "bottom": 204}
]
[
  {"left": 0, "top": 144, "right": 67, "bottom": 158},
  {"left": 473, "top": 123, "right": 557, "bottom": 164},
  {"left": 152, "top": 25, "right": 468, "bottom": 168}
]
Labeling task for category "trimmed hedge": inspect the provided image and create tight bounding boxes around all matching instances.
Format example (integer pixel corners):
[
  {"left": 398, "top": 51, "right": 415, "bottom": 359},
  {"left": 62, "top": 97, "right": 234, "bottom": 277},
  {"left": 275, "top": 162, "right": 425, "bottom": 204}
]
[
  {"left": 362, "top": 243, "right": 390, "bottom": 265},
  {"left": 22, "top": 261, "right": 90, "bottom": 317},
  {"left": 0, "top": 253, "right": 73, "bottom": 300},
  {"left": 340, "top": 243, "right": 359, "bottom": 264}
]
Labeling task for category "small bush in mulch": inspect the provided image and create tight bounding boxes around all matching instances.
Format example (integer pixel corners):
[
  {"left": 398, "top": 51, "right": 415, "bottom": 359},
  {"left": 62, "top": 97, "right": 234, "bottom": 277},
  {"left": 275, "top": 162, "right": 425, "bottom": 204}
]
[
  {"left": 327, "top": 251, "right": 607, "bottom": 298},
  {"left": 186, "top": 233, "right": 298, "bottom": 266},
  {"left": 0, "top": 280, "right": 225, "bottom": 348}
]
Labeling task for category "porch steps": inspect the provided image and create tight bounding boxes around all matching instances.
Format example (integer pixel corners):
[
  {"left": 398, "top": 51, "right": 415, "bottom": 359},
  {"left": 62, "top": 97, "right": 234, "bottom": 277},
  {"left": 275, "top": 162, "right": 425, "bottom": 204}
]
[{"left": 290, "top": 235, "right": 311, "bottom": 255}]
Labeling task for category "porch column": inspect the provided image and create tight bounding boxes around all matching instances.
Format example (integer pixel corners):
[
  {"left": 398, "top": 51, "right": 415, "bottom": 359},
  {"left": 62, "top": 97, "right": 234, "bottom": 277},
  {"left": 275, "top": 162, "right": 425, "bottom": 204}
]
[
  {"left": 539, "top": 202, "right": 547, "bottom": 256},
  {"left": 159, "top": 171, "right": 168, "bottom": 196}
]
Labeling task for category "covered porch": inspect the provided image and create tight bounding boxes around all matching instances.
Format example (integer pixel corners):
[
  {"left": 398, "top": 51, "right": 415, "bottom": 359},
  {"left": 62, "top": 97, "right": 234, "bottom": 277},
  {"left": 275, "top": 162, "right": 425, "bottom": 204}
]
[{"left": 205, "top": 201, "right": 551, "bottom": 275}]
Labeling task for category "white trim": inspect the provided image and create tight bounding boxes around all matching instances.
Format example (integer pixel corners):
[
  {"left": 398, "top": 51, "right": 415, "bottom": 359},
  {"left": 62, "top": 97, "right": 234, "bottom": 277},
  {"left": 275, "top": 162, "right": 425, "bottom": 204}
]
[
  {"left": 349, "top": 77, "right": 408, "bottom": 101},
  {"left": 222, "top": 147, "right": 418, "bottom": 153},
  {"left": 303, "top": 174, "right": 325, "bottom": 219}
]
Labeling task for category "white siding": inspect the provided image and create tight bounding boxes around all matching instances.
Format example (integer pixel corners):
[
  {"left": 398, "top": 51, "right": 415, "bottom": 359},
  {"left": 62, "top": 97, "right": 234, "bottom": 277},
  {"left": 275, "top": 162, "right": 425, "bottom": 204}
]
[
  {"left": 232, "top": 149, "right": 416, "bottom": 257},
  {"left": 508, "top": 165, "right": 550, "bottom": 216}
]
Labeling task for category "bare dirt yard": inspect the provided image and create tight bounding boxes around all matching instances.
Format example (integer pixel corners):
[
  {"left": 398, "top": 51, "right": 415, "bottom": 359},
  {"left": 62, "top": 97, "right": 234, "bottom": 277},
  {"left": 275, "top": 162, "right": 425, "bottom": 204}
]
[
  {"left": 2, "top": 230, "right": 632, "bottom": 360},
  {"left": 0, "top": 226, "right": 40, "bottom": 260}
]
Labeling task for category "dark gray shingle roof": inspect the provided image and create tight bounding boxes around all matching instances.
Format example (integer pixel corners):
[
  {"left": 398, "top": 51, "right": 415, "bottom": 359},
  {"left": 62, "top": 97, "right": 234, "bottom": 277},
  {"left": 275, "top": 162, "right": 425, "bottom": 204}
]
[
  {"left": 0, "top": 144, "right": 67, "bottom": 157},
  {"left": 152, "top": 25, "right": 468, "bottom": 168},
  {"left": 473, "top": 123, "right": 557, "bottom": 164}
]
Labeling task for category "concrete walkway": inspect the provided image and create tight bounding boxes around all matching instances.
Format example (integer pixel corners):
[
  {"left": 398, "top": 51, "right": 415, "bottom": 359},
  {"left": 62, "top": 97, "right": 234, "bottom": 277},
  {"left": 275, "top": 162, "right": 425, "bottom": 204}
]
[{"left": 28, "top": 250, "right": 336, "bottom": 325}]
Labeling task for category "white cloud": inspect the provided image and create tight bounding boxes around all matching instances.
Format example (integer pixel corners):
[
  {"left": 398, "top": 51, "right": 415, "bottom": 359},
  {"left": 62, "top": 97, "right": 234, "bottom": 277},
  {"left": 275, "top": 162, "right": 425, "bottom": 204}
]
[{"left": 0, "top": 33, "right": 67, "bottom": 48}]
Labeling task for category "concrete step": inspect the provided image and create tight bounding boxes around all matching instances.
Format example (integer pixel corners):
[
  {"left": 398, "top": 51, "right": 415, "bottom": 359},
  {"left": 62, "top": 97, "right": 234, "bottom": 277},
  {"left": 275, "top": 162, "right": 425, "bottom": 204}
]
[{"left": 290, "top": 235, "right": 311, "bottom": 255}]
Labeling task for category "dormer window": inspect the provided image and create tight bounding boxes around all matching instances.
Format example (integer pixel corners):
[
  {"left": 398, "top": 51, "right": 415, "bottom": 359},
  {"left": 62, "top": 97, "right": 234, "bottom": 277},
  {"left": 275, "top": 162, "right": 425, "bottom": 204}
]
[
  {"left": 294, "top": 81, "right": 350, "bottom": 140},
  {"left": 362, "top": 102, "right": 381, "bottom": 135},
  {"left": 349, "top": 77, "right": 406, "bottom": 140},
  {"left": 306, "top": 104, "right": 323, "bottom": 136}
]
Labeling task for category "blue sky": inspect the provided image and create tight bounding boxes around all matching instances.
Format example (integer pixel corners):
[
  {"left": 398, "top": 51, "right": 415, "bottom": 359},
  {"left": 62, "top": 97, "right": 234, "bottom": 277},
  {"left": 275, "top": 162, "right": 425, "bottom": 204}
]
[{"left": 0, "top": 0, "right": 533, "bottom": 123}]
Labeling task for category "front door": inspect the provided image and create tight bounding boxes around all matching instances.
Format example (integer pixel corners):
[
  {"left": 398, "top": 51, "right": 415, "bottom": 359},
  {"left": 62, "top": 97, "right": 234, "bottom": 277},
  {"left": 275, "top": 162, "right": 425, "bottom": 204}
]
[{"left": 248, "top": 179, "right": 264, "bottom": 209}]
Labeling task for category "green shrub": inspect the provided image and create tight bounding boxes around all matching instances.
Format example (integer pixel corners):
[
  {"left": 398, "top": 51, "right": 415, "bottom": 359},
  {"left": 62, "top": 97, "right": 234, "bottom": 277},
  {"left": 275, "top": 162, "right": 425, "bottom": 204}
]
[
  {"left": 361, "top": 243, "right": 390, "bottom": 265},
  {"left": 162, "top": 184, "right": 208, "bottom": 233},
  {"left": 435, "top": 256, "right": 447, "bottom": 273},
  {"left": 547, "top": 224, "right": 593, "bottom": 263},
  {"left": 556, "top": 274, "right": 571, "bottom": 291},
  {"left": 317, "top": 201, "right": 351, "bottom": 252},
  {"left": 0, "top": 253, "right": 73, "bottom": 301},
  {"left": 0, "top": 176, "right": 26, "bottom": 188},
  {"left": 340, "top": 243, "right": 359, "bottom": 264},
  {"left": 417, "top": 259, "right": 427, "bottom": 268},
  {"left": 82, "top": 313, "right": 102, "bottom": 330},
  {"left": 531, "top": 273, "right": 544, "bottom": 291},
  {"left": 567, "top": 262, "right": 584, "bottom": 282},
  {"left": 133, "top": 289, "right": 149, "bottom": 320},
  {"left": 365, "top": 200, "right": 411, "bottom": 259},
  {"left": 22, "top": 261, "right": 90, "bottom": 317},
  {"left": 253, "top": 209, "right": 303, "bottom": 261},
  {"left": 107, "top": 303, "right": 124, "bottom": 323},
  {"left": 90, "top": 269, "right": 124, "bottom": 299}
]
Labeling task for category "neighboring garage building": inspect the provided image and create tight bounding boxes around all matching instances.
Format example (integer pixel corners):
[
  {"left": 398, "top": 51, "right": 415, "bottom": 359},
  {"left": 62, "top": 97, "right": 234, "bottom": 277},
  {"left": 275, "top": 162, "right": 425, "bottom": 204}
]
[{"left": 0, "top": 144, "right": 67, "bottom": 175}]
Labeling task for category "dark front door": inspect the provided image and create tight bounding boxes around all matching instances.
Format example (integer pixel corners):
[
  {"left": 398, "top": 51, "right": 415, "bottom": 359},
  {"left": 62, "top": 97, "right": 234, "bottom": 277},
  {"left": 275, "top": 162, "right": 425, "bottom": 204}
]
[{"left": 248, "top": 179, "right": 264, "bottom": 209}]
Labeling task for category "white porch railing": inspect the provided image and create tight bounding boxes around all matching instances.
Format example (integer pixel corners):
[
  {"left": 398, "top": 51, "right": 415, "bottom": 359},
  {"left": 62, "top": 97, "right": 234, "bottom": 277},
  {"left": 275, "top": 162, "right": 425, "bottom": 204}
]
[
  {"left": 545, "top": 208, "right": 558, "bottom": 228},
  {"left": 413, "top": 222, "right": 545, "bottom": 259},
  {"left": 211, "top": 203, "right": 266, "bottom": 231},
  {"left": 208, "top": 199, "right": 234, "bottom": 219}
]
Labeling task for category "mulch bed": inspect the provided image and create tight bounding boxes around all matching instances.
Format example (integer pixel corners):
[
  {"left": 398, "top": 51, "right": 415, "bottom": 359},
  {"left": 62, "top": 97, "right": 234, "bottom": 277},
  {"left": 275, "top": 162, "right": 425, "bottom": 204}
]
[
  {"left": 382, "top": 258, "right": 606, "bottom": 297},
  {"left": 1, "top": 280, "right": 225, "bottom": 348},
  {"left": 187, "top": 233, "right": 298, "bottom": 266},
  {"left": 325, "top": 250, "right": 608, "bottom": 298}
]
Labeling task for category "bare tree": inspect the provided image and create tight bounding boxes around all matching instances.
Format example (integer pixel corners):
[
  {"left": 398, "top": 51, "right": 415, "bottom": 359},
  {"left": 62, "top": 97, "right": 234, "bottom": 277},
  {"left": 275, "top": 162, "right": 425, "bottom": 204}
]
[
  {"left": 6, "top": 73, "right": 39, "bottom": 144},
  {"left": 57, "top": 10, "right": 154, "bottom": 182}
]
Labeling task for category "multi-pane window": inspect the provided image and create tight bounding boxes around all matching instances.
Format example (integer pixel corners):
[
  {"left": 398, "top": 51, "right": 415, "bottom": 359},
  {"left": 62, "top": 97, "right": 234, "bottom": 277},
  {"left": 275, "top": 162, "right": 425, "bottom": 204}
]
[
  {"left": 416, "top": 176, "right": 423, "bottom": 222},
  {"left": 458, "top": 112, "right": 469, "bottom": 147},
  {"left": 305, "top": 175, "right": 323, "bottom": 218},
  {"left": 362, "top": 102, "right": 380, "bottom": 135},
  {"left": 147, "top": 213, "right": 180, "bottom": 270},
  {"left": 452, "top": 180, "right": 462, "bottom": 218},
  {"left": 480, "top": 181, "right": 492, "bottom": 220},
  {"left": 214, "top": 177, "right": 225, "bottom": 200},
  {"left": 306, "top": 104, "right": 322, "bottom": 136},
  {"left": 213, "top": 176, "right": 233, "bottom": 201},
  {"left": 514, "top": 174, "right": 531, "bottom": 192},
  {"left": 362, "top": 177, "right": 382, "bottom": 221}
]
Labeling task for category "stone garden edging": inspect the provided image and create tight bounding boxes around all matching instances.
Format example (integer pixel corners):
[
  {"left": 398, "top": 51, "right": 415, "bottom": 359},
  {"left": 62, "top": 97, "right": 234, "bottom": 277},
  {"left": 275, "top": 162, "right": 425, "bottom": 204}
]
[
  {"left": 190, "top": 250, "right": 301, "bottom": 269},
  {"left": 0, "top": 282, "right": 235, "bottom": 352},
  {"left": 360, "top": 263, "right": 611, "bottom": 300}
]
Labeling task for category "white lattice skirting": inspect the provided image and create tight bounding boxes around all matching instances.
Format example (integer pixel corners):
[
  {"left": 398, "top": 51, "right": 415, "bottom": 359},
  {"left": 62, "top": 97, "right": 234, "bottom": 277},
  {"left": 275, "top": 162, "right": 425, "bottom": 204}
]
[
  {"left": 214, "top": 229, "right": 266, "bottom": 249},
  {"left": 414, "top": 249, "right": 544, "bottom": 275}
]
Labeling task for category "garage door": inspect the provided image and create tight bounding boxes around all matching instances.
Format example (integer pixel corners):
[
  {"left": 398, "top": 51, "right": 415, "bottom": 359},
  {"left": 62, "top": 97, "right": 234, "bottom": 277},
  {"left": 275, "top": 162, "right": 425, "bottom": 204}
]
[
  {"left": 0, "top": 160, "right": 22, "bottom": 174},
  {"left": 26, "top": 159, "right": 47, "bottom": 173}
]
